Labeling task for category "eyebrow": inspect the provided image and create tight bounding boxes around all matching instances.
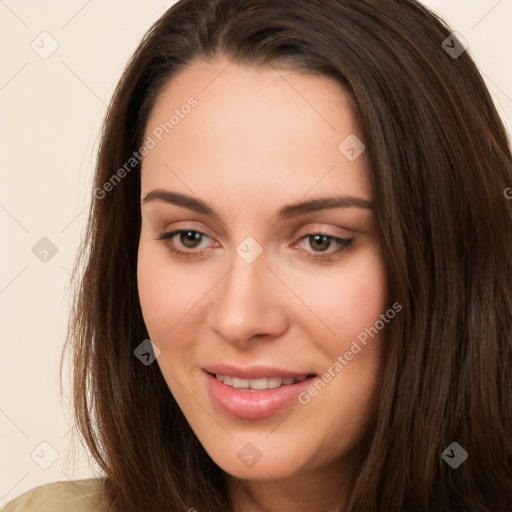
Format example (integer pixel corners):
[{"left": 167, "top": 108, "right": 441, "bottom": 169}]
[{"left": 141, "top": 189, "right": 373, "bottom": 219}]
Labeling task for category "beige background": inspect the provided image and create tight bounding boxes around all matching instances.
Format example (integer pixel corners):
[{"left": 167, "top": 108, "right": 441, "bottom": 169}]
[{"left": 1, "top": 0, "right": 511, "bottom": 505}]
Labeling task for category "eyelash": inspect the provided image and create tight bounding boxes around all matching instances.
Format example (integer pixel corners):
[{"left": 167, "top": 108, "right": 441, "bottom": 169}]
[{"left": 154, "top": 229, "right": 354, "bottom": 262}]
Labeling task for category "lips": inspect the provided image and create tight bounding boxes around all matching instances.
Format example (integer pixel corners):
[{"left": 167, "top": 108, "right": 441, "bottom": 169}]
[{"left": 203, "top": 365, "right": 317, "bottom": 419}]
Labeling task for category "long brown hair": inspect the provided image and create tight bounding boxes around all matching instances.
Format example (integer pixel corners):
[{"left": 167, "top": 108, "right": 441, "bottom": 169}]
[{"left": 64, "top": 0, "right": 512, "bottom": 510}]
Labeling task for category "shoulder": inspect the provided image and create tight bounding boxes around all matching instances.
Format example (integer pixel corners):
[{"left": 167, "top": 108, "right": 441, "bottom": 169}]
[{"left": 1, "top": 478, "right": 107, "bottom": 512}]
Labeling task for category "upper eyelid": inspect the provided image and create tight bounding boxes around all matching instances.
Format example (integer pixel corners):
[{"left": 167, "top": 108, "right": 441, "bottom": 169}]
[{"left": 159, "top": 222, "right": 216, "bottom": 239}]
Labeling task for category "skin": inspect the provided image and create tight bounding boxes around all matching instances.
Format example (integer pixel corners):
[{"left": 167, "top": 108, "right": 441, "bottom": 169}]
[{"left": 137, "top": 58, "right": 388, "bottom": 512}]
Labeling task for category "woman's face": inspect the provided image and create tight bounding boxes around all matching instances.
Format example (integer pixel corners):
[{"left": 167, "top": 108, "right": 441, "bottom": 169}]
[{"left": 138, "top": 59, "right": 388, "bottom": 483}]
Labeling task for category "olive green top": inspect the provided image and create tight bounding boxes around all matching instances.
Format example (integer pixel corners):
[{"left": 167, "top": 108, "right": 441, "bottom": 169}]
[{"left": 2, "top": 479, "right": 107, "bottom": 512}]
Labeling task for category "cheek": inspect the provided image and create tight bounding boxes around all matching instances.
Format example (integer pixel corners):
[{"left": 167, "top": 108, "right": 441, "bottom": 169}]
[
  {"left": 137, "top": 239, "right": 204, "bottom": 345},
  {"left": 289, "top": 247, "right": 387, "bottom": 343}
]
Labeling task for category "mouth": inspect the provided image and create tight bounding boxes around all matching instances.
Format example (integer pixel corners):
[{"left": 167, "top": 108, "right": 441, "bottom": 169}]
[
  {"left": 202, "top": 365, "right": 318, "bottom": 419},
  {"left": 212, "top": 373, "right": 309, "bottom": 391}
]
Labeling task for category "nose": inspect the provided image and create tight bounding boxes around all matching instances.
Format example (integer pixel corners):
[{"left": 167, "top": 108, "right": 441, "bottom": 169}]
[{"left": 206, "top": 253, "right": 289, "bottom": 346}]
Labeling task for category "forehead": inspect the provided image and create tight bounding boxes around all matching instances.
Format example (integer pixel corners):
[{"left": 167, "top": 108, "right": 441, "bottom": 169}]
[{"left": 140, "top": 59, "right": 371, "bottom": 209}]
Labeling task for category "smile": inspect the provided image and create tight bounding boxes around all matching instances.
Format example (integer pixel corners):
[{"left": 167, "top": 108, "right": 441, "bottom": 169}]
[
  {"left": 214, "top": 373, "right": 308, "bottom": 391},
  {"left": 203, "top": 366, "right": 318, "bottom": 419}
]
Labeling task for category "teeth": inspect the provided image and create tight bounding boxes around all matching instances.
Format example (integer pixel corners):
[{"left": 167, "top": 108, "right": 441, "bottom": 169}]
[
  {"left": 232, "top": 377, "right": 249, "bottom": 388},
  {"left": 215, "top": 373, "right": 307, "bottom": 390},
  {"left": 268, "top": 378, "right": 283, "bottom": 389},
  {"left": 250, "top": 378, "right": 271, "bottom": 390}
]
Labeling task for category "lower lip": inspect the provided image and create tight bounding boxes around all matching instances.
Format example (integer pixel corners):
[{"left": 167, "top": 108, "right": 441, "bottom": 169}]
[{"left": 205, "top": 372, "right": 316, "bottom": 420}]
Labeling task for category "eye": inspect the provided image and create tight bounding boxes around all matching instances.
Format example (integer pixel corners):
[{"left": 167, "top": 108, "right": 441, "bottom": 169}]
[
  {"left": 154, "top": 229, "right": 216, "bottom": 258},
  {"left": 176, "top": 230, "right": 204, "bottom": 248},
  {"left": 306, "top": 234, "right": 336, "bottom": 252},
  {"left": 294, "top": 233, "right": 354, "bottom": 260}
]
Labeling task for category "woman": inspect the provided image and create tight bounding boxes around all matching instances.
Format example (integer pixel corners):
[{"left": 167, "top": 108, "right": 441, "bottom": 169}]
[{"left": 4, "top": 0, "right": 511, "bottom": 510}]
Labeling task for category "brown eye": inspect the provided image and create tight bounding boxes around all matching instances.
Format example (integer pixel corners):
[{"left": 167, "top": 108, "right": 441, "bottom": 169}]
[
  {"left": 294, "top": 233, "right": 354, "bottom": 261},
  {"left": 155, "top": 229, "right": 217, "bottom": 260},
  {"left": 308, "top": 235, "right": 333, "bottom": 252},
  {"left": 179, "top": 231, "right": 203, "bottom": 248}
]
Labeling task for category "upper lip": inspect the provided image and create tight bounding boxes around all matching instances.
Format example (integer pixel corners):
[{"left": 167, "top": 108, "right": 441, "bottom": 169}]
[{"left": 203, "top": 364, "right": 315, "bottom": 380}]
